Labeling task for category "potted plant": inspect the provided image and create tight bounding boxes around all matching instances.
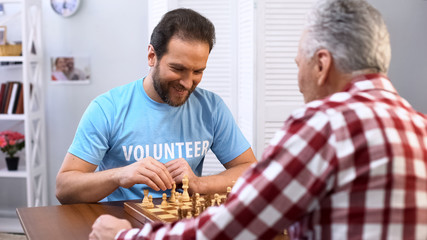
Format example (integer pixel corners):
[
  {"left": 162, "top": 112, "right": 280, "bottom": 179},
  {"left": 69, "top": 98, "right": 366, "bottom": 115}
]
[{"left": 0, "top": 131, "right": 25, "bottom": 171}]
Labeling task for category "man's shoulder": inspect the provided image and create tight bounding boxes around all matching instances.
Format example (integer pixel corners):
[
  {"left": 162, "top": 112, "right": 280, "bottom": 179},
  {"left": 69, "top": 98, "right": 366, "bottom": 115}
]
[
  {"left": 98, "top": 80, "right": 140, "bottom": 98},
  {"left": 291, "top": 92, "right": 361, "bottom": 120},
  {"left": 93, "top": 79, "right": 141, "bottom": 107},
  {"left": 190, "top": 87, "right": 224, "bottom": 104}
]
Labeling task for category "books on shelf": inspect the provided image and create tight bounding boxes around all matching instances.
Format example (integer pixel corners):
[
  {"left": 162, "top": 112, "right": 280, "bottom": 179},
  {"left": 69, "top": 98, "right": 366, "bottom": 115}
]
[{"left": 0, "top": 81, "right": 24, "bottom": 114}]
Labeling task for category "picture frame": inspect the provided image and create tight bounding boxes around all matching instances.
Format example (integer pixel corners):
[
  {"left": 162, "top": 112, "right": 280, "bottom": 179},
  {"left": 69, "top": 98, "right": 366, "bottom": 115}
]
[
  {"left": 0, "top": 4, "right": 4, "bottom": 16},
  {"left": 50, "top": 56, "right": 90, "bottom": 84},
  {"left": 0, "top": 26, "right": 6, "bottom": 45}
]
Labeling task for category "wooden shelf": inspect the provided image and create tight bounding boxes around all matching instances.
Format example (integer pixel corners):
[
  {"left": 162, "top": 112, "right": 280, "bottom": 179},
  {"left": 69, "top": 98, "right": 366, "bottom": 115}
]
[
  {"left": 0, "top": 167, "right": 26, "bottom": 178},
  {"left": 0, "top": 216, "right": 24, "bottom": 233},
  {"left": 0, "top": 0, "right": 22, "bottom": 4},
  {"left": 0, "top": 56, "right": 23, "bottom": 62},
  {"left": 0, "top": 114, "right": 25, "bottom": 120}
]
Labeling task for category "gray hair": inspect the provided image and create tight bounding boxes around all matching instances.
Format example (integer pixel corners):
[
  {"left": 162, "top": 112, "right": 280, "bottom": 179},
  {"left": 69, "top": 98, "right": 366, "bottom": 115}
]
[{"left": 303, "top": 0, "right": 391, "bottom": 74}]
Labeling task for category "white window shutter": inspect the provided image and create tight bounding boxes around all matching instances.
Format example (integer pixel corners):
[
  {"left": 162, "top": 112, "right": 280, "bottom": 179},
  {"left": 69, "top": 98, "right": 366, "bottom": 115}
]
[
  {"left": 255, "top": 0, "right": 314, "bottom": 158},
  {"left": 237, "top": 0, "right": 256, "bottom": 148}
]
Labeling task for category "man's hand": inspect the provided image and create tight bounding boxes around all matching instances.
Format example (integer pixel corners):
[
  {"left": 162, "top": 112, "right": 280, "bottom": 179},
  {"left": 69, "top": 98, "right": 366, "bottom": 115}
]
[
  {"left": 165, "top": 158, "right": 199, "bottom": 193},
  {"left": 115, "top": 157, "right": 174, "bottom": 191},
  {"left": 89, "top": 215, "right": 131, "bottom": 240}
]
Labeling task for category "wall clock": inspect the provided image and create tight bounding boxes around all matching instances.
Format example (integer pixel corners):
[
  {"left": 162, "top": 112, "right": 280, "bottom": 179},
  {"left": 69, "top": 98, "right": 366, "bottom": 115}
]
[{"left": 51, "top": 0, "right": 81, "bottom": 18}]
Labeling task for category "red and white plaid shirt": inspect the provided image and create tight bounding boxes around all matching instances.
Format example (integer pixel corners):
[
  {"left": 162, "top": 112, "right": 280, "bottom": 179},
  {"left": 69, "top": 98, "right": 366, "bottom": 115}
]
[{"left": 117, "top": 74, "right": 427, "bottom": 240}]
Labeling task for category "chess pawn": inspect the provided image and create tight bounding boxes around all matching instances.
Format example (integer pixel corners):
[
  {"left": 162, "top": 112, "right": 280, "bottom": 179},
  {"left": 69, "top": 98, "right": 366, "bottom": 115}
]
[
  {"left": 182, "top": 208, "right": 188, "bottom": 219},
  {"left": 204, "top": 195, "right": 211, "bottom": 208},
  {"left": 177, "top": 207, "right": 183, "bottom": 220},
  {"left": 147, "top": 195, "right": 154, "bottom": 208},
  {"left": 175, "top": 192, "right": 181, "bottom": 204},
  {"left": 142, "top": 189, "right": 149, "bottom": 204},
  {"left": 161, "top": 193, "right": 168, "bottom": 208},
  {"left": 186, "top": 209, "right": 192, "bottom": 219},
  {"left": 182, "top": 175, "right": 190, "bottom": 201},
  {"left": 214, "top": 193, "right": 221, "bottom": 206},
  {"left": 178, "top": 195, "right": 183, "bottom": 205},
  {"left": 169, "top": 183, "right": 176, "bottom": 202},
  {"left": 141, "top": 189, "right": 150, "bottom": 206},
  {"left": 194, "top": 199, "right": 201, "bottom": 217},
  {"left": 191, "top": 203, "right": 197, "bottom": 217},
  {"left": 226, "top": 187, "right": 231, "bottom": 199}
]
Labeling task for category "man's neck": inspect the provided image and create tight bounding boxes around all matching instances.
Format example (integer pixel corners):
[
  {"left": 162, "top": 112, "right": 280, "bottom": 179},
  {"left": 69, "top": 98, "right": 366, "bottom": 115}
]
[
  {"left": 143, "top": 73, "right": 162, "bottom": 103},
  {"left": 350, "top": 68, "right": 381, "bottom": 77}
]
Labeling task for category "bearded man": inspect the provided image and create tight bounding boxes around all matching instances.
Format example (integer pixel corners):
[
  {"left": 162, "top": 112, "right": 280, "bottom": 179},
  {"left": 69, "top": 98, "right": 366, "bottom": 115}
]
[{"left": 56, "top": 8, "right": 256, "bottom": 204}]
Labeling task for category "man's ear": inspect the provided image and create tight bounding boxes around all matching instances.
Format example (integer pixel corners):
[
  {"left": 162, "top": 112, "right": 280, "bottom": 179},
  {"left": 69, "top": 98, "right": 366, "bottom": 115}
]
[
  {"left": 148, "top": 44, "right": 157, "bottom": 67},
  {"left": 314, "top": 49, "right": 332, "bottom": 86}
]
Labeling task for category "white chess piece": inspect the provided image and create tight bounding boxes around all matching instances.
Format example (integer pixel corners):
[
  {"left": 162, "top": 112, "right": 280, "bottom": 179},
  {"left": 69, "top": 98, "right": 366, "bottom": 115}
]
[{"left": 182, "top": 175, "right": 190, "bottom": 201}]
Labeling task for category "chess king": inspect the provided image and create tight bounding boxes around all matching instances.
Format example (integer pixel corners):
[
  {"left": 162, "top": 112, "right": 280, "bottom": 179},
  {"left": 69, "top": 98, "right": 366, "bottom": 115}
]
[{"left": 55, "top": 8, "right": 257, "bottom": 204}]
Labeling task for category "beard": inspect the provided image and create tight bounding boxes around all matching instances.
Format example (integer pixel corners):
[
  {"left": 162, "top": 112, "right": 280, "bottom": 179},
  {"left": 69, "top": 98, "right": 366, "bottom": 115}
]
[{"left": 152, "top": 64, "right": 196, "bottom": 107}]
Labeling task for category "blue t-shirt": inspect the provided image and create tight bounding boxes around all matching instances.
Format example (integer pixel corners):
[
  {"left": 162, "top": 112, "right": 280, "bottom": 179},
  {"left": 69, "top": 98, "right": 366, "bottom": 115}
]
[{"left": 68, "top": 78, "right": 250, "bottom": 201}]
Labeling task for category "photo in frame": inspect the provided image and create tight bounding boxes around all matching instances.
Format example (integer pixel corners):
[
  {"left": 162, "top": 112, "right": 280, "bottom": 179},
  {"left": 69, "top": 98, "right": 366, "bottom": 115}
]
[
  {"left": 0, "top": 4, "right": 4, "bottom": 16},
  {"left": 0, "top": 26, "right": 6, "bottom": 45},
  {"left": 51, "top": 56, "right": 90, "bottom": 84}
]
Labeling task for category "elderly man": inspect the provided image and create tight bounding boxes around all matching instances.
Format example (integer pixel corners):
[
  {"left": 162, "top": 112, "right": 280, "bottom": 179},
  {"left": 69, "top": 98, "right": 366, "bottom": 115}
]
[{"left": 90, "top": 0, "right": 427, "bottom": 239}]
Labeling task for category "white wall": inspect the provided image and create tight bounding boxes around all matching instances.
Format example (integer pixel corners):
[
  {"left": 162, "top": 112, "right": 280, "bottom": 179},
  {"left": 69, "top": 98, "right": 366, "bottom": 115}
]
[
  {"left": 368, "top": 0, "right": 427, "bottom": 114},
  {"left": 43, "top": 1, "right": 149, "bottom": 205}
]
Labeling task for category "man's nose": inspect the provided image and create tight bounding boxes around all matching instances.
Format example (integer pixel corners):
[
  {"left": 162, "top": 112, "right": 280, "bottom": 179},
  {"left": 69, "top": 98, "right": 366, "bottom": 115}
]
[{"left": 179, "top": 73, "right": 193, "bottom": 90}]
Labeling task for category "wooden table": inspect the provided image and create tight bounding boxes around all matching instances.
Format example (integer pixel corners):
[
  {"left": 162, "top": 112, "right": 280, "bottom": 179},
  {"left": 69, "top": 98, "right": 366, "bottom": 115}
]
[
  {"left": 16, "top": 200, "right": 145, "bottom": 240},
  {"left": 17, "top": 199, "right": 289, "bottom": 240}
]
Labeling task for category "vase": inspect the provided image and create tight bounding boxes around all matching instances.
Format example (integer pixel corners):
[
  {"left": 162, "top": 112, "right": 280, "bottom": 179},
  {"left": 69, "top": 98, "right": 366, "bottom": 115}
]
[{"left": 5, "top": 157, "right": 19, "bottom": 171}]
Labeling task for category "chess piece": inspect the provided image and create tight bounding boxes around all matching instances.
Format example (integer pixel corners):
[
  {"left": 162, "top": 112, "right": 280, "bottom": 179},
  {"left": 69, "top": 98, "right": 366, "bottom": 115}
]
[
  {"left": 214, "top": 193, "right": 221, "bottom": 206},
  {"left": 175, "top": 192, "right": 181, "bottom": 204},
  {"left": 194, "top": 200, "right": 201, "bottom": 217},
  {"left": 226, "top": 186, "right": 231, "bottom": 199},
  {"left": 142, "top": 189, "right": 149, "bottom": 203},
  {"left": 204, "top": 194, "right": 212, "bottom": 208},
  {"left": 147, "top": 195, "right": 154, "bottom": 208},
  {"left": 177, "top": 207, "right": 183, "bottom": 220},
  {"left": 161, "top": 193, "right": 168, "bottom": 207},
  {"left": 142, "top": 189, "right": 149, "bottom": 206},
  {"left": 177, "top": 195, "right": 184, "bottom": 219},
  {"left": 182, "top": 175, "right": 190, "bottom": 201},
  {"left": 191, "top": 202, "right": 197, "bottom": 217},
  {"left": 169, "top": 183, "right": 176, "bottom": 202}
]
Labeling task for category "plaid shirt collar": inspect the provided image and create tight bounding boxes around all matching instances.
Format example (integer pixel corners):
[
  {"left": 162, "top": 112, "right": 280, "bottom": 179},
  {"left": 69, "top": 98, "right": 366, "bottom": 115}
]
[{"left": 343, "top": 73, "right": 397, "bottom": 95}]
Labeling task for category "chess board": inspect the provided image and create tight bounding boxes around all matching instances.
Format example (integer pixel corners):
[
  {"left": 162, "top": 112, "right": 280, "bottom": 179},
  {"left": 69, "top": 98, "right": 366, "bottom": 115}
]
[
  {"left": 124, "top": 194, "right": 226, "bottom": 224},
  {"left": 124, "top": 201, "right": 191, "bottom": 223},
  {"left": 124, "top": 198, "right": 290, "bottom": 240}
]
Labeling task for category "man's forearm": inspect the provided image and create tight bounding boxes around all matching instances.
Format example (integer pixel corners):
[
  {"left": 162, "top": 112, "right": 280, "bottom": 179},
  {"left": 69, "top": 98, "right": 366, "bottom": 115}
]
[
  {"left": 194, "top": 162, "right": 253, "bottom": 194},
  {"left": 56, "top": 169, "right": 120, "bottom": 204}
]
